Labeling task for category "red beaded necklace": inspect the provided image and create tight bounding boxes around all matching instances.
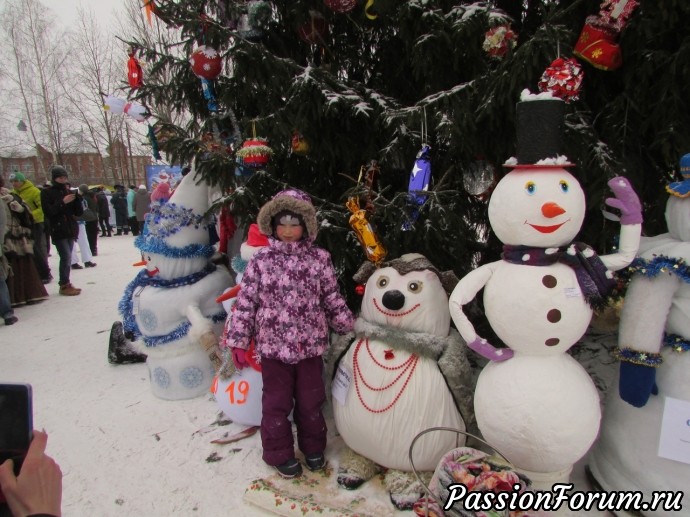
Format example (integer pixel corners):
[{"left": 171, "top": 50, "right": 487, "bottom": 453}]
[{"left": 352, "top": 338, "right": 418, "bottom": 414}]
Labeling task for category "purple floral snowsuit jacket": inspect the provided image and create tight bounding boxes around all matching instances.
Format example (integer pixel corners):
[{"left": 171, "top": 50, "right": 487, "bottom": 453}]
[{"left": 225, "top": 237, "right": 354, "bottom": 364}]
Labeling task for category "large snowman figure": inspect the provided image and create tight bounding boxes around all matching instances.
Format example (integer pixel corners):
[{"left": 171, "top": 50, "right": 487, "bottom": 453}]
[
  {"left": 329, "top": 254, "right": 475, "bottom": 510},
  {"left": 588, "top": 153, "right": 690, "bottom": 516},
  {"left": 449, "top": 91, "right": 642, "bottom": 487},
  {"left": 119, "top": 171, "right": 233, "bottom": 400}
]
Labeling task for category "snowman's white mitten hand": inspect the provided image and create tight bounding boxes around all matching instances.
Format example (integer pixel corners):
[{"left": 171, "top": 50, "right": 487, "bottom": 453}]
[
  {"left": 467, "top": 336, "right": 514, "bottom": 362},
  {"left": 605, "top": 176, "right": 642, "bottom": 225}
]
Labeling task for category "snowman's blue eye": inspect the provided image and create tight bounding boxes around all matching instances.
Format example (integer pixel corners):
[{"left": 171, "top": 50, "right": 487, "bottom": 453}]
[
  {"left": 559, "top": 180, "right": 569, "bottom": 193},
  {"left": 525, "top": 181, "right": 536, "bottom": 195}
]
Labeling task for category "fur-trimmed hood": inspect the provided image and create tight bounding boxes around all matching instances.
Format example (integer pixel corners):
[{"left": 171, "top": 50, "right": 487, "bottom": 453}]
[{"left": 257, "top": 189, "right": 317, "bottom": 240}]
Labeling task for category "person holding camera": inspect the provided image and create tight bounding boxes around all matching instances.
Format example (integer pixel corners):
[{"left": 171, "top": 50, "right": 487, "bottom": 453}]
[
  {"left": 39, "top": 166, "right": 82, "bottom": 296},
  {"left": 0, "top": 431, "right": 62, "bottom": 517}
]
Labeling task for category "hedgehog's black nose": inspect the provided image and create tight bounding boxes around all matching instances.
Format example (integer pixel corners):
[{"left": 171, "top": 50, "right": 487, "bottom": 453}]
[{"left": 382, "top": 290, "right": 405, "bottom": 311}]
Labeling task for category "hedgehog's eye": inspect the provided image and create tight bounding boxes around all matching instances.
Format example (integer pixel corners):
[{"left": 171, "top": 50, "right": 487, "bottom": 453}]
[
  {"left": 559, "top": 180, "right": 569, "bottom": 193},
  {"left": 376, "top": 276, "right": 389, "bottom": 288},
  {"left": 525, "top": 181, "right": 536, "bottom": 195},
  {"left": 407, "top": 281, "right": 423, "bottom": 293}
]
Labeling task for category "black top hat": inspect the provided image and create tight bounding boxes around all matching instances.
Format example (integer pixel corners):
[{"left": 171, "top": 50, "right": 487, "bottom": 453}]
[{"left": 508, "top": 92, "right": 573, "bottom": 168}]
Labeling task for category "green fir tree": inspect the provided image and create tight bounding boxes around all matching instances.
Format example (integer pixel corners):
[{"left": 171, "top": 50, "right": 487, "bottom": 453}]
[{"left": 126, "top": 0, "right": 690, "bottom": 312}]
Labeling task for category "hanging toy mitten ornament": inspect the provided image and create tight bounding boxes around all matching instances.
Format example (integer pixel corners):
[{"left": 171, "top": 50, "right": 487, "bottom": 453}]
[
  {"left": 483, "top": 24, "right": 517, "bottom": 58},
  {"left": 127, "top": 48, "right": 143, "bottom": 90},
  {"left": 404, "top": 144, "right": 432, "bottom": 228},
  {"left": 538, "top": 57, "right": 584, "bottom": 103},
  {"left": 147, "top": 124, "right": 162, "bottom": 161},
  {"left": 573, "top": 0, "right": 640, "bottom": 71},
  {"left": 346, "top": 197, "right": 387, "bottom": 264}
]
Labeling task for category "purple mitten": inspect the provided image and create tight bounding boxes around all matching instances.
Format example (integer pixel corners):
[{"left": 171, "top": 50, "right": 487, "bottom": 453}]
[
  {"left": 605, "top": 176, "right": 643, "bottom": 225},
  {"left": 232, "top": 347, "right": 248, "bottom": 370},
  {"left": 467, "top": 336, "right": 514, "bottom": 362}
]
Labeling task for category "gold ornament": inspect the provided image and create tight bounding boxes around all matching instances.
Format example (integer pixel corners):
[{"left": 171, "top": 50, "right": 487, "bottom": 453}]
[{"left": 346, "top": 197, "right": 387, "bottom": 264}]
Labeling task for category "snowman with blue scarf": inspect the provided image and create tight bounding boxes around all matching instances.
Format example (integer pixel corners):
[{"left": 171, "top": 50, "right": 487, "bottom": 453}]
[
  {"left": 449, "top": 90, "right": 642, "bottom": 488},
  {"left": 588, "top": 153, "right": 690, "bottom": 516},
  {"left": 119, "top": 171, "right": 233, "bottom": 400}
]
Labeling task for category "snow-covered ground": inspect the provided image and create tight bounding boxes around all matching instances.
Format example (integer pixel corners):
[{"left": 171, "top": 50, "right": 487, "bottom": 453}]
[{"left": 1, "top": 234, "right": 613, "bottom": 516}]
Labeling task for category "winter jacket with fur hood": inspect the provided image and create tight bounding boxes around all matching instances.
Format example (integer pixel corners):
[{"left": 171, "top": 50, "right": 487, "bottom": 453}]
[{"left": 224, "top": 189, "right": 354, "bottom": 364}]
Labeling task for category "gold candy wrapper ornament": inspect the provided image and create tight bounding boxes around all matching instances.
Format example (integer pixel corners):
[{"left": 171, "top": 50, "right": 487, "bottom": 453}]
[{"left": 346, "top": 197, "right": 387, "bottom": 264}]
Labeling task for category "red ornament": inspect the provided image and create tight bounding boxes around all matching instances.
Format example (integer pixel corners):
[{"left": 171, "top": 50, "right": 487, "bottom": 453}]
[
  {"left": 538, "top": 57, "right": 584, "bottom": 103},
  {"left": 237, "top": 138, "right": 273, "bottom": 168},
  {"left": 324, "top": 0, "right": 356, "bottom": 13},
  {"left": 189, "top": 46, "right": 222, "bottom": 80},
  {"left": 355, "top": 284, "right": 366, "bottom": 296},
  {"left": 127, "top": 51, "right": 143, "bottom": 90},
  {"left": 297, "top": 10, "right": 328, "bottom": 45},
  {"left": 483, "top": 25, "right": 517, "bottom": 58}
]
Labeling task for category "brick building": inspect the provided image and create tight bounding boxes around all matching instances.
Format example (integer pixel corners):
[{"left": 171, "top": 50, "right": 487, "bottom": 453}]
[{"left": 0, "top": 141, "right": 150, "bottom": 188}]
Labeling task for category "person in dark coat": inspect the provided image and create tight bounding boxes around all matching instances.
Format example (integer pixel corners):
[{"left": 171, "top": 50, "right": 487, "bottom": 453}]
[
  {"left": 40, "top": 166, "right": 83, "bottom": 296},
  {"left": 110, "top": 185, "right": 129, "bottom": 235},
  {"left": 96, "top": 187, "right": 112, "bottom": 237}
]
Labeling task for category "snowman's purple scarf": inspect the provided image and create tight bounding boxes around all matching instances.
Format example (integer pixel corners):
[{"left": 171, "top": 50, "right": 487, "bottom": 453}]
[{"left": 502, "top": 243, "right": 616, "bottom": 310}]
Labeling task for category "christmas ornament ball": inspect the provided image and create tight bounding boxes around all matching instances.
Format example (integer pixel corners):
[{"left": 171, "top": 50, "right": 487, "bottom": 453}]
[{"left": 190, "top": 46, "right": 222, "bottom": 80}]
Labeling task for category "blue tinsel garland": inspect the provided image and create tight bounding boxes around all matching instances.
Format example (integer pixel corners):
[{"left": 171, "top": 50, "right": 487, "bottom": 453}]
[
  {"left": 663, "top": 333, "right": 690, "bottom": 353},
  {"left": 628, "top": 255, "right": 690, "bottom": 283},
  {"left": 118, "top": 264, "right": 227, "bottom": 347},
  {"left": 134, "top": 234, "right": 215, "bottom": 259}
]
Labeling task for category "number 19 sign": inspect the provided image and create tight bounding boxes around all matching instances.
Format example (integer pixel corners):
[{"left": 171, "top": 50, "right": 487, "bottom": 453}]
[{"left": 211, "top": 367, "right": 263, "bottom": 426}]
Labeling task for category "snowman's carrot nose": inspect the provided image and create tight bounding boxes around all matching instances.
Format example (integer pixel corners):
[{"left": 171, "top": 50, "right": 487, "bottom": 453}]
[
  {"left": 216, "top": 284, "right": 241, "bottom": 303},
  {"left": 132, "top": 259, "right": 147, "bottom": 266},
  {"left": 542, "top": 202, "right": 566, "bottom": 218}
]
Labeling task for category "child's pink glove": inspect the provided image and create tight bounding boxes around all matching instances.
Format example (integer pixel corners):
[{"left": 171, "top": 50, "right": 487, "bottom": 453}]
[
  {"left": 605, "top": 176, "right": 643, "bottom": 225},
  {"left": 467, "top": 336, "right": 514, "bottom": 362},
  {"left": 232, "top": 347, "right": 248, "bottom": 370}
]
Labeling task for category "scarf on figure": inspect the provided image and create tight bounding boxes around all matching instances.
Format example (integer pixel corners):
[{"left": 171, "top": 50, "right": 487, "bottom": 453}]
[{"left": 502, "top": 243, "right": 616, "bottom": 310}]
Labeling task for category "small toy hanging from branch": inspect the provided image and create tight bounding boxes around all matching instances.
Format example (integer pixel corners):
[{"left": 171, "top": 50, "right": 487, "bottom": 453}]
[
  {"left": 127, "top": 47, "right": 143, "bottom": 90},
  {"left": 573, "top": 0, "right": 640, "bottom": 71},
  {"left": 236, "top": 121, "right": 273, "bottom": 169},
  {"left": 483, "top": 24, "right": 517, "bottom": 58},
  {"left": 346, "top": 197, "right": 387, "bottom": 265},
  {"left": 102, "top": 94, "right": 150, "bottom": 123},
  {"left": 190, "top": 46, "right": 223, "bottom": 112},
  {"left": 404, "top": 111, "right": 432, "bottom": 230},
  {"left": 291, "top": 130, "right": 310, "bottom": 156},
  {"left": 538, "top": 56, "right": 584, "bottom": 103}
]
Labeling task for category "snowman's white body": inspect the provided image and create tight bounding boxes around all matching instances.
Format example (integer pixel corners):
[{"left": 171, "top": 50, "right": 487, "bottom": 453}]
[
  {"left": 335, "top": 339, "right": 465, "bottom": 471},
  {"left": 137, "top": 257, "right": 233, "bottom": 400},
  {"left": 126, "top": 173, "right": 233, "bottom": 400},
  {"left": 478, "top": 260, "right": 601, "bottom": 475},
  {"left": 333, "top": 262, "right": 467, "bottom": 472},
  {"left": 589, "top": 195, "right": 690, "bottom": 516},
  {"left": 450, "top": 166, "right": 640, "bottom": 484}
]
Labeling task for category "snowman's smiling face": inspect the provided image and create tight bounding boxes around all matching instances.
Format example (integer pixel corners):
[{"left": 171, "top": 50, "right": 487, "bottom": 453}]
[
  {"left": 360, "top": 267, "right": 450, "bottom": 337},
  {"left": 489, "top": 168, "right": 585, "bottom": 248}
]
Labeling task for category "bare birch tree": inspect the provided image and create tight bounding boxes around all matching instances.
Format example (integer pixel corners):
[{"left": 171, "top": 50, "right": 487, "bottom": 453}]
[{"left": 0, "top": 0, "right": 74, "bottom": 176}]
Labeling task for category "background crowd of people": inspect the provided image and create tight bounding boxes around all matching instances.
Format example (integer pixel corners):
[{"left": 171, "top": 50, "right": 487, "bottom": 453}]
[{"left": 0, "top": 168, "right": 151, "bottom": 325}]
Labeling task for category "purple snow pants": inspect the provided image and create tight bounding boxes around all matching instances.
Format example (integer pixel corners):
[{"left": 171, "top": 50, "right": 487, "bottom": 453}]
[{"left": 260, "top": 355, "right": 327, "bottom": 466}]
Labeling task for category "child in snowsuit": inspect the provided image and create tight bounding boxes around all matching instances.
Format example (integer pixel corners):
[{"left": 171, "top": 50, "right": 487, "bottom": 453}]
[{"left": 223, "top": 189, "right": 354, "bottom": 478}]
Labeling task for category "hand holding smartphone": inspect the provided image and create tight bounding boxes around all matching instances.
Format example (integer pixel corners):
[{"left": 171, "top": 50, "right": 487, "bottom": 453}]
[{"left": 0, "top": 383, "right": 32, "bottom": 476}]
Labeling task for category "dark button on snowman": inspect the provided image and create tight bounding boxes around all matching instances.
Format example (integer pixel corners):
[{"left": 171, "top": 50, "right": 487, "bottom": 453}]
[{"left": 449, "top": 90, "right": 643, "bottom": 488}]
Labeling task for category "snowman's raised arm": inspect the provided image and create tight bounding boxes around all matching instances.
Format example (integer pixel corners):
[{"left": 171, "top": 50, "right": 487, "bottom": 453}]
[
  {"left": 449, "top": 262, "right": 514, "bottom": 362},
  {"left": 600, "top": 176, "right": 642, "bottom": 271}
]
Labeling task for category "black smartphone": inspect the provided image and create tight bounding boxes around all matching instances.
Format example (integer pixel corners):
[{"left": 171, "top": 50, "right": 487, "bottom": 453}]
[{"left": 0, "top": 383, "right": 33, "bottom": 476}]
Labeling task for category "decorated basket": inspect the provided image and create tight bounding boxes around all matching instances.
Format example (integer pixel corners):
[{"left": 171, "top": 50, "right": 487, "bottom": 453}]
[{"left": 409, "top": 427, "right": 531, "bottom": 517}]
